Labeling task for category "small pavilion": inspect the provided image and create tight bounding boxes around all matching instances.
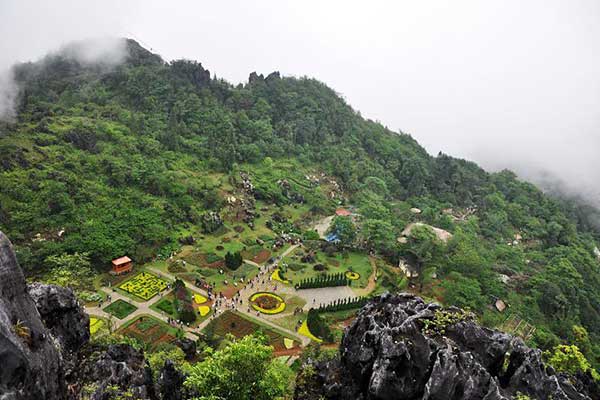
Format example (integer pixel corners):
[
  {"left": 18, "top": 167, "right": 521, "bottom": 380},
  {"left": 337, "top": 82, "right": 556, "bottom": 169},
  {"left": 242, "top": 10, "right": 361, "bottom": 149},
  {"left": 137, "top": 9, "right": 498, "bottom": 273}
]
[{"left": 111, "top": 256, "right": 133, "bottom": 275}]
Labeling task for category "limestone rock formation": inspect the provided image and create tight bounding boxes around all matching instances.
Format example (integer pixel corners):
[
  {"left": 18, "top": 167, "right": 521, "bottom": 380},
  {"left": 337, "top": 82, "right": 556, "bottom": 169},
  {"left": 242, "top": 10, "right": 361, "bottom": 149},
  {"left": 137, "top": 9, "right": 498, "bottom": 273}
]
[
  {"left": 84, "top": 344, "right": 156, "bottom": 400},
  {"left": 158, "top": 359, "right": 185, "bottom": 400},
  {"left": 28, "top": 282, "right": 90, "bottom": 360},
  {"left": 0, "top": 231, "right": 65, "bottom": 399},
  {"left": 295, "top": 293, "right": 597, "bottom": 400}
]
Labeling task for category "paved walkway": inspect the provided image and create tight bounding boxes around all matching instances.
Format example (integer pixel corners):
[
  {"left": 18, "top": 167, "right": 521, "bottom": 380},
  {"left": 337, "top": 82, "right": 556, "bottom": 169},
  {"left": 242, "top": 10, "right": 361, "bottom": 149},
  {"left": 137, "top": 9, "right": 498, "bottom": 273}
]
[{"left": 85, "top": 288, "right": 198, "bottom": 340}]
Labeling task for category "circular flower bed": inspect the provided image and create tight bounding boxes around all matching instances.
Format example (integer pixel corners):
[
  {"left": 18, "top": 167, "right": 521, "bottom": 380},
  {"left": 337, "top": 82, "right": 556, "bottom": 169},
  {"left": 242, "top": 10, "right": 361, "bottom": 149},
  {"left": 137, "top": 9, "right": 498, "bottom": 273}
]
[
  {"left": 250, "top": 292, "right": 286, "bottom": 314},
  {"left": 345, "top": 271, "right": 360, "bottom": 280}
]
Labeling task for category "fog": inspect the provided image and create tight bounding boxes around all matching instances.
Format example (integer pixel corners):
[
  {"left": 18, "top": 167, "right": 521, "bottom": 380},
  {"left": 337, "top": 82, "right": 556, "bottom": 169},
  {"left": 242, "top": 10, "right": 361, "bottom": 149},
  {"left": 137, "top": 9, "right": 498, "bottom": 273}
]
[{"left": 1, "top": 0, "right": 599, "bottom": 205}]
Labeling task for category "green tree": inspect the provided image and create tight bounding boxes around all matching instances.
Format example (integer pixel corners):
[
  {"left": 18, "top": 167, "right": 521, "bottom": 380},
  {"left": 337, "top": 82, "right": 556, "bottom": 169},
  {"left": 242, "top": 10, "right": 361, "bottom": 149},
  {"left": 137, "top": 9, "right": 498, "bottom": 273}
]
[
  {"left": 184, "top": 335, "right": 293, "bottom": 400},
  {"left": 225, "top": 251, "right": 243, "bottom": 270},
  {"left": 44, "top": 252, "right": 93, "bottom": 290},
  {"left": 441, "top": 271, "right": 485, "bottom": 311},
  {"left": 545, "top": 345, "right": 593, "bottom": 376},
  {"left": 328, "top": 216, "right": 356, "bottom": 247}
]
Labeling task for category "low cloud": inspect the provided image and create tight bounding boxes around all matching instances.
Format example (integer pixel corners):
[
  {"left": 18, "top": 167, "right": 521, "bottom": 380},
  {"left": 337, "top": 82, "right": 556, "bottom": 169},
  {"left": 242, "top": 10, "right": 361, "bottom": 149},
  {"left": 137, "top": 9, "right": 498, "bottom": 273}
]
[
  {"left": 0, "top": 37, "right": 127, "bottom": 121},
  {"left": 0, "top": 68, "right": 18, "bottom": 121},
  {"left": 55, "top": 37, "right": 127, "bottom": 67}
]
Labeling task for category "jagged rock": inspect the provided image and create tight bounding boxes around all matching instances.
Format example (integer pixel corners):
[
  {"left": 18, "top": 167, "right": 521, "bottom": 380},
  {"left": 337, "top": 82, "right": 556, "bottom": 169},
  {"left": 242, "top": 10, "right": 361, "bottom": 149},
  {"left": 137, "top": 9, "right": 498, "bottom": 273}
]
[
  {"left": 158, "top": 359, "right": 185, "bottom": 400},
  {"left": 175, "top": 338, "right": 197, "bottom": 360},
  {"left": 0, "top": 231, "right": 65, "bottom": 399},
  {"left": 295, "top": 293, "right": 595, "bottom": 400},
  {"left": 28, "top": 282, "right": 89, "bottom": 359},
  {"left": 87, "top": 344, "right": 155, "bottom": 400}
]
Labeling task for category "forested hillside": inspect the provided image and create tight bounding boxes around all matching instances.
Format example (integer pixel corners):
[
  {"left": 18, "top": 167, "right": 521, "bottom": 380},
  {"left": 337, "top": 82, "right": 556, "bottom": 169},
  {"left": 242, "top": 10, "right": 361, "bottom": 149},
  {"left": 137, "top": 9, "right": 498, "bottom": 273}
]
[{"left": 1, "top": 38, "right": 600, "bottom": 371}]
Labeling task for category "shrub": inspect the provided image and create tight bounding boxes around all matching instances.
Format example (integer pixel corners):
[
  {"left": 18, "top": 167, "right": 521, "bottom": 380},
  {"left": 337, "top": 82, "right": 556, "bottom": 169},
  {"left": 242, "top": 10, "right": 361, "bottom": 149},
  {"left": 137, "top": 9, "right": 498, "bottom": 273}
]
[
  {"left": 225, "top": 251, "right": 243, "bottom": 270},
  {"left": 306, "top": 309, "right": 333, "bottom": 342},
  {"left": 288, "top": 263, "right": 306, "bottom": 271},
  {"left": 156, "top": 299, "right": 174, "bottom": 315},
  {"left": 313, "top": 264, "right": 326, "bottom": 271}
]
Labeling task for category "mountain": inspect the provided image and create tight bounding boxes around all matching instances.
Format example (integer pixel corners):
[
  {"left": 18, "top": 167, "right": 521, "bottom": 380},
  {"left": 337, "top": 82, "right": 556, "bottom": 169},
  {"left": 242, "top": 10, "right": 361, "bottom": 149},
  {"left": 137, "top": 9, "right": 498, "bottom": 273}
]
[{"left": 1, "top": 38, "right": 600, "bottom": 397}]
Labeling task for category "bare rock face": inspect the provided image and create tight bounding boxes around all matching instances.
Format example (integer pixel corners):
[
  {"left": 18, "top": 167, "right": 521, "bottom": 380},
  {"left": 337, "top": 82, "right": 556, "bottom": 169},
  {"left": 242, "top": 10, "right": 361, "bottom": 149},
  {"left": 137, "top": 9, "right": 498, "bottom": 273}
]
[
  {"left": 0, "top": 231, "right": 65, "bottom": 399},
  {"left": 295, "top": 293, "right": 596, "bottom": 400},
  {"left": 158, "top": 359, "right": 185, "bottom": 400},
  {"left": 28, "top": 282, "right": 90, "bottom": 360},
  {"left": 85, "top": 344, "right": 156, "bottom": 400}
]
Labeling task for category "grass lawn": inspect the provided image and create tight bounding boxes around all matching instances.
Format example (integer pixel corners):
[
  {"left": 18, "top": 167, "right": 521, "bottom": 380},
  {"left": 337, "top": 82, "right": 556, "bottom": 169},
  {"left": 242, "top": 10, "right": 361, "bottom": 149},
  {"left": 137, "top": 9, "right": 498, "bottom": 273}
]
[
  {"left": 271, "top": 311, "right": 306, "bottom": 332},
  {"left": 281, "top": 249, "right": 373, "bottom": 288},
  {"left": 103, "top": 299, "right": 137, "bottom": 319}
]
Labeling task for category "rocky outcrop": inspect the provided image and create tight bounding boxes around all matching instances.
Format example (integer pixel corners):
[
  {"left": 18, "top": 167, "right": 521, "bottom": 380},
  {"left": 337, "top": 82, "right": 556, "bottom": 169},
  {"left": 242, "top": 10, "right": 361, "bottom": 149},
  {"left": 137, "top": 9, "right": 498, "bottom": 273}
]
[
  {"left": 295, "top": 293, "right": 596, "bottom": 400},
  {"left": 85, "top": 344, "right": 156, "bottom": 400},
  {"left": 158, "top": 360, "right": 185, "bottom": 400},
  {"left": 0, "top": 230, "right": 186, "bottom": 399},
  {"left": 0, "top": 231, "right": 65, "bottom": 399},
  {"left": 28, "top": 282, "right": 89, "bottom": 360}
]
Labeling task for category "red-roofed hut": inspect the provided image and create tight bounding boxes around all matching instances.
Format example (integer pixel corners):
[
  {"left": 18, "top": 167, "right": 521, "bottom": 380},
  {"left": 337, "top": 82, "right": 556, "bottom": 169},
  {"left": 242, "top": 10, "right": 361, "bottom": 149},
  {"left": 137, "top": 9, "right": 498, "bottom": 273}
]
[
  {"left": 335, "top": 208, "right": 351, "bottom": 217},
  {"left": 111, "top": 256, "right": 133, "bottom": 275}
]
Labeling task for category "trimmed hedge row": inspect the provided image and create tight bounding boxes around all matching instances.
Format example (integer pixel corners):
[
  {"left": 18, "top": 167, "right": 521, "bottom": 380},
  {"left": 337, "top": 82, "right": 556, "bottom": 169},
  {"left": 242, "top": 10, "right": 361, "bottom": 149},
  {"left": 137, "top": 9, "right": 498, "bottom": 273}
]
[{"left": 296, "top": 273, "right": 350, "bottom": 289}]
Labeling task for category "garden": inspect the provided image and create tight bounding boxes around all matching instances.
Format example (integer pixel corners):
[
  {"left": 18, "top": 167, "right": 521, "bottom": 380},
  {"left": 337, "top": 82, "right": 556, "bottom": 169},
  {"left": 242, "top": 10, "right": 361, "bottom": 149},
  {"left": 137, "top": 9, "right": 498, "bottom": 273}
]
[
  {"left": 150, "top": 286, "right": 212, "bottom": 326},
  {"left": 279, "top": 247, "right": 373, "bottom": 289},
  {"left": 104, "top": 299, "right": 137, "bottom": 319},
  {"left": 118, "top": 315, "right": 181, "bottom": 351},
  {"left": 118, "top": 272, "right": 168, "bottom": 300},
  {"left": 202, "top": 310, "right": 299, "bottom": 352}
]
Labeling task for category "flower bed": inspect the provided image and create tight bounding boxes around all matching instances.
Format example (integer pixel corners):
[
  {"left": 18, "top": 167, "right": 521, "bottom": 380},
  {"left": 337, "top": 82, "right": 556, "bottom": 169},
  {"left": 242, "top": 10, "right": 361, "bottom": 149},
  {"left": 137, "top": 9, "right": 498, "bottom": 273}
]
[
  {"left": 297, "top": 320, "right": 322, "bottom": 343},
  {"left": 119, "top": 272, "right": 168, "bottom": 300},
  {"left": 250, "top": 292, "right": 286, "bottom": 314},
  {"left": 198, "top": 305, "right": 211, "bottom": 317},
  {"left": 194, "top": 294, "right": 208, "bottom": 304},
  {"left": 345, "top": 271, "right": 360, "bottom": 280},
  {"left": 89, "top": 317, "right": 104, "bottom": 335},
  {"left": 271, "top": 269, "right": 290, "bottom": 284}
]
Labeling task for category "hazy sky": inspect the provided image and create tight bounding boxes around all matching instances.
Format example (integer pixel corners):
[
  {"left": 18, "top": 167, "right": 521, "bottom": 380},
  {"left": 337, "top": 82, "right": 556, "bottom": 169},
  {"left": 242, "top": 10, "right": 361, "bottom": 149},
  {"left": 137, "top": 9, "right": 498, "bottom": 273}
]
[{"left": 1, "top": 0, "right": 599, "bottom": 202}]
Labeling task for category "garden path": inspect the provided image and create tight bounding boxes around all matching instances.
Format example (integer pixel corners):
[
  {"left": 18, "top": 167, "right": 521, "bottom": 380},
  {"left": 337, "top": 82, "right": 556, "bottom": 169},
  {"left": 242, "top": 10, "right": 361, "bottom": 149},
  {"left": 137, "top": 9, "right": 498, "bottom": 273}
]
[
  {"left": 85, "top": 288, "right": 198, "bottom": 341},
  {"left": 352, "top": 256, "right": 378, "bottom": 297}
]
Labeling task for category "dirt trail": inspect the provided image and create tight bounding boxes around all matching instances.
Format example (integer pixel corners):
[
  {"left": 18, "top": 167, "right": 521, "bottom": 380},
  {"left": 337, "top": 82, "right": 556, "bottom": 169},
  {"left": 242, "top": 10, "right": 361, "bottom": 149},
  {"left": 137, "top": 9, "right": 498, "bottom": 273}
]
[
  {"left": 353, "top": 256, "right": 378, "bottom": 297},
  {"left": 314, "top": 215, "right": 334, "bottom": 238}
]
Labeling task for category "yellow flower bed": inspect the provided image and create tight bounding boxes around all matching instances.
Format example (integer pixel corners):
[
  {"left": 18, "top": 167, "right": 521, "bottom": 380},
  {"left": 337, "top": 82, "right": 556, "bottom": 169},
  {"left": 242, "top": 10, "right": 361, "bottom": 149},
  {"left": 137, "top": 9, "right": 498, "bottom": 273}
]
[
  {"left": 250, "top": 292, "right": 286, "bottom": 314},
  {"left": 345, "top": 271, "right": 360, "bottom": 280},
  {"left": 298, "top": 320, "right": 322, "bottom": 343},
  {"left": 198, "top": 305, "right": 211, "bottom": 317},
  {"left": 89, "top": 317, "right": 104, "bottom": 335},
  {"left": 271, "top": 269, "right": 290, "bottom": 284},
  {"left": 284, "top": 338, "right": 295, "bottom": 349},
  {"left": 194, "top": 294, "right": 208, "bottom": 304},
  {"left": 119, "top": 272, "right": 168, "bottom": 300}
]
